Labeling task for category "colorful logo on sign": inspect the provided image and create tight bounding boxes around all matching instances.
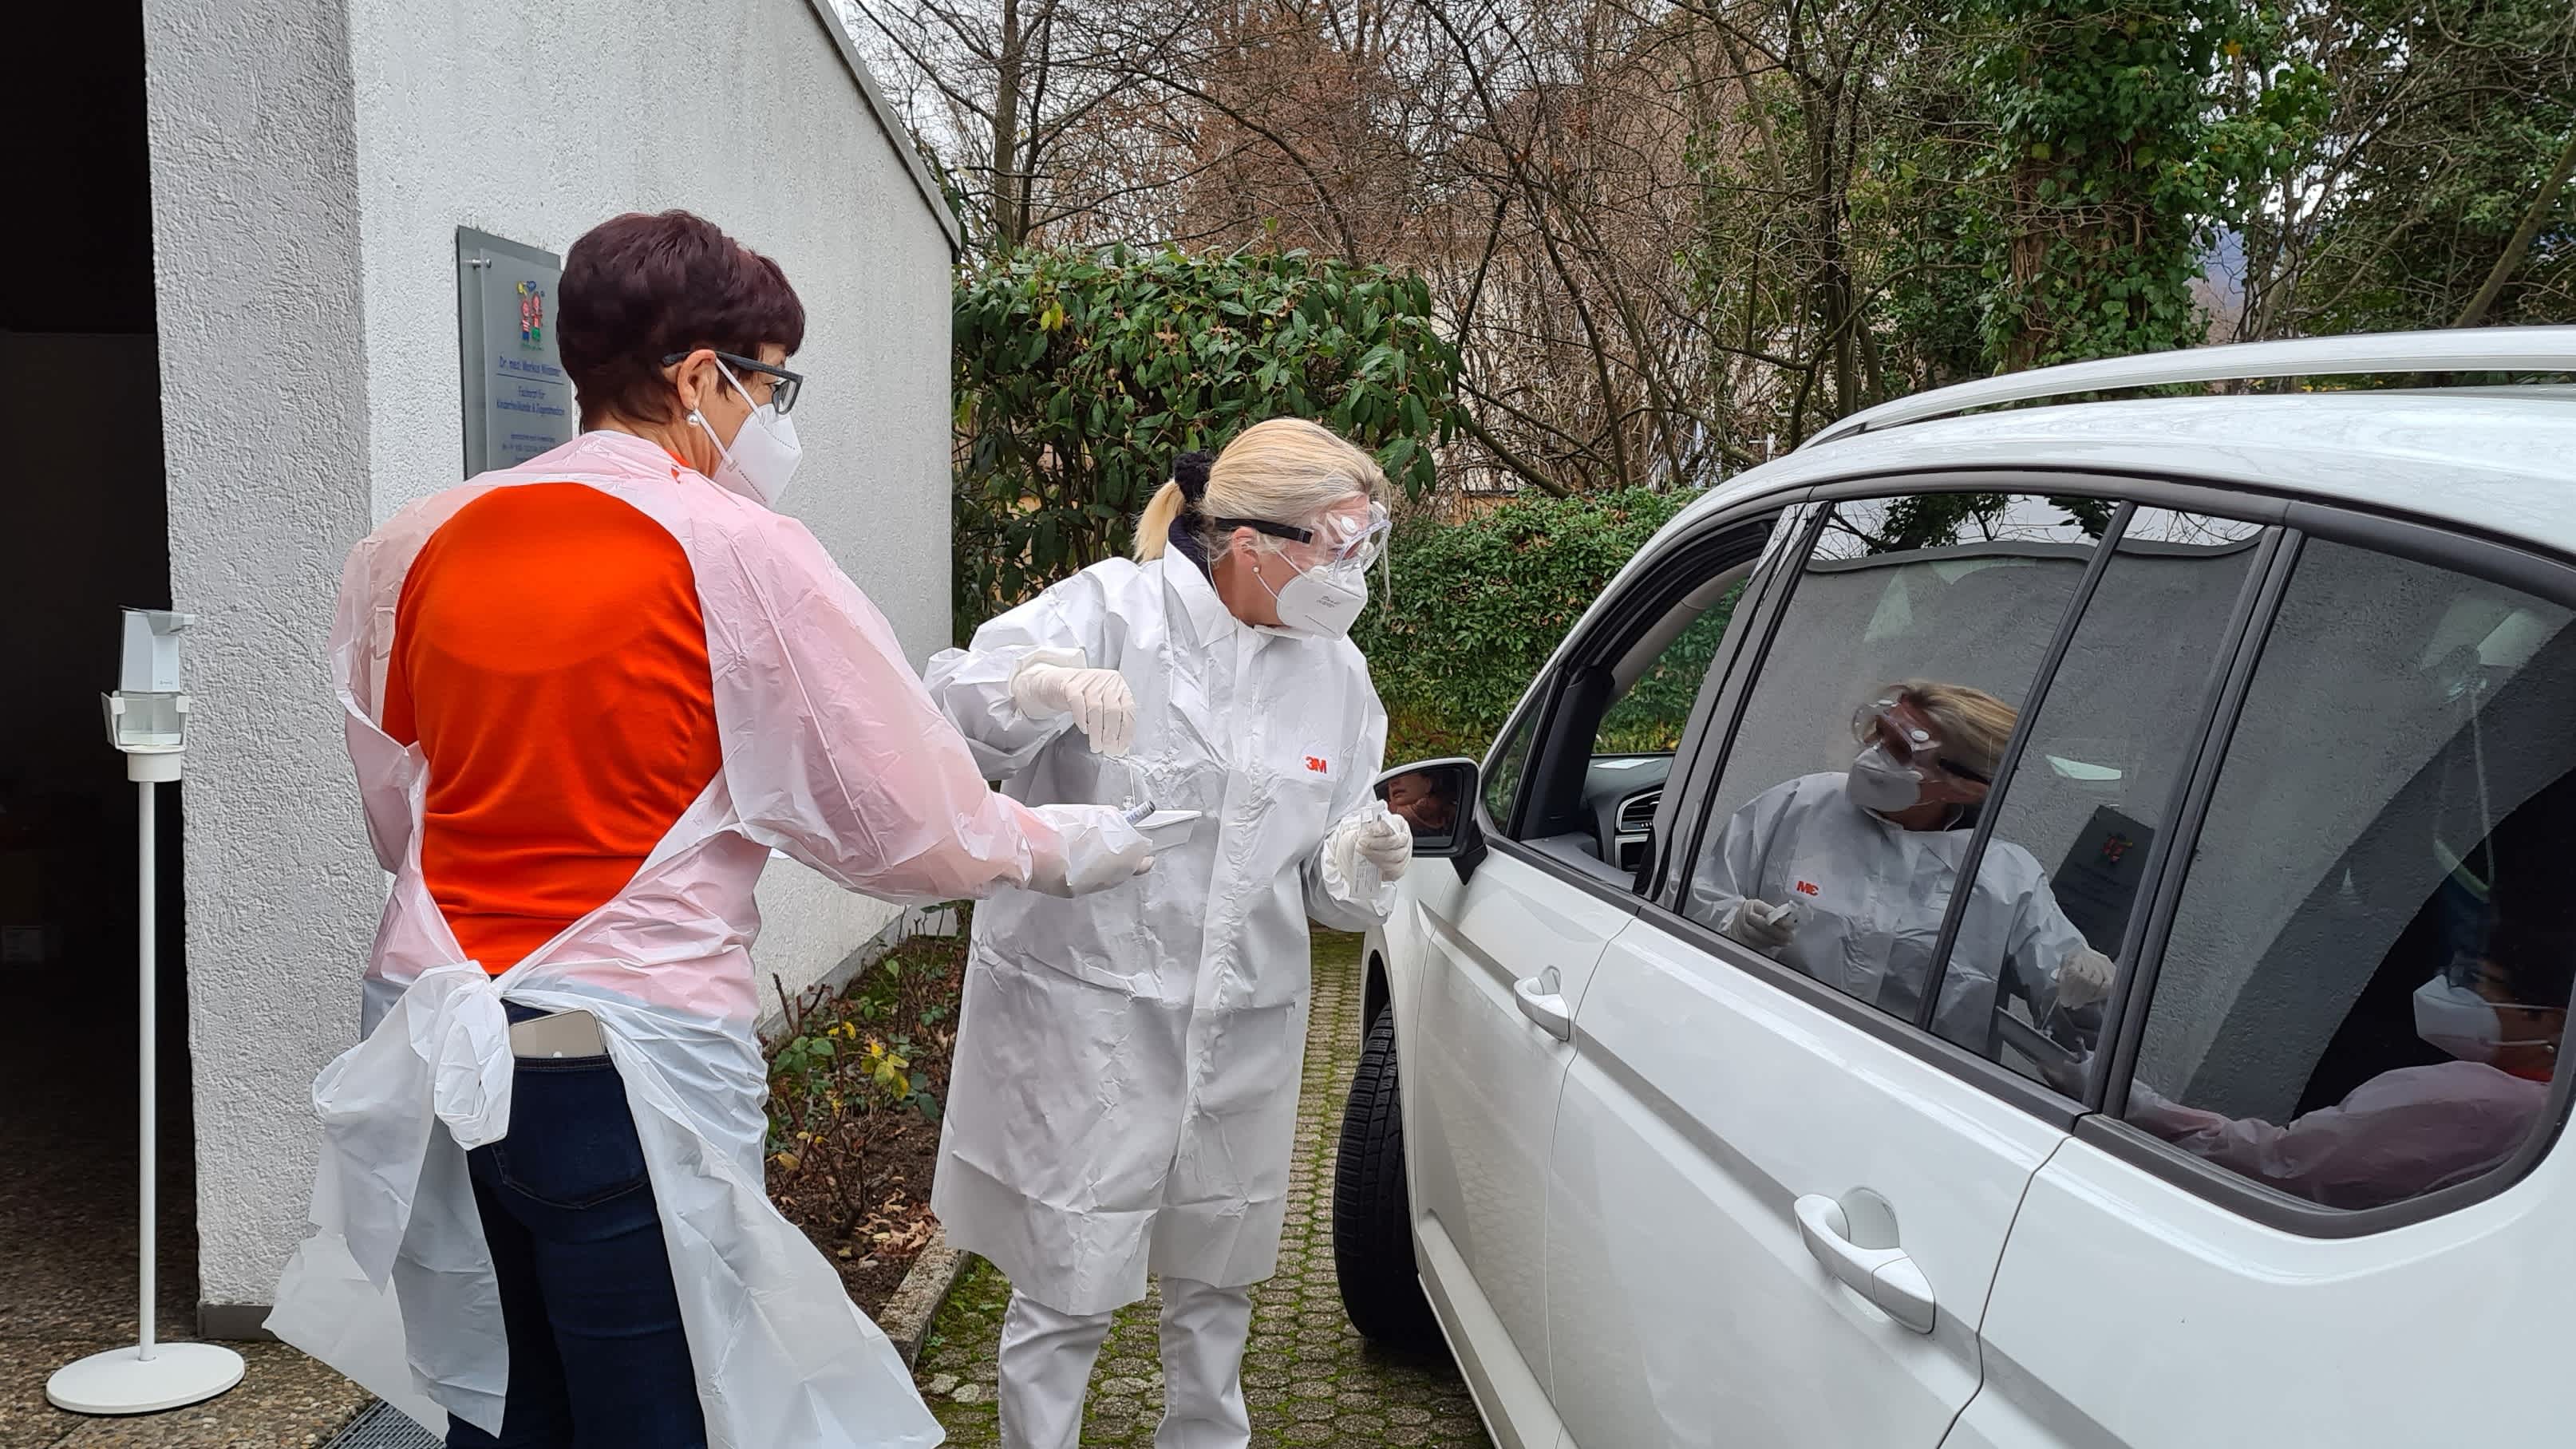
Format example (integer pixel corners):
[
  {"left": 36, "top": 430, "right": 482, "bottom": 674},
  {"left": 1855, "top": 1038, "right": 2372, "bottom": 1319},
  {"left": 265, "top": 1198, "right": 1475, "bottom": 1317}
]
[
  {"left": 2100, "top": 833, "right": 2134, "bottom": 867},
  {"left": 516, "top": 279, "right": 546, "bottom": 349}
]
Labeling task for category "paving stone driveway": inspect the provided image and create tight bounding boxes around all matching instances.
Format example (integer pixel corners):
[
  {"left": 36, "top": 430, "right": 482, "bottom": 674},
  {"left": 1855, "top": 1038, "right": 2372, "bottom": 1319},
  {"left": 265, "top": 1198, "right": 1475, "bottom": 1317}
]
[{"left": 912, "top": 932, "right": 1493, "bottom": 1447}]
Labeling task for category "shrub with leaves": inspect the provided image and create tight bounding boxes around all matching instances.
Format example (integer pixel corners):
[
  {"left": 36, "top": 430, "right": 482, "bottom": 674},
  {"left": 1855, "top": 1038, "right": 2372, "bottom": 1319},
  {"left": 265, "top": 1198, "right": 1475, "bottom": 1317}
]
[
  {"left": 766, "top": 962, "right": 945, "bottom": 1242},
  {"left": 952, "top": 245, "right": 1462, "bottom": 642},
  {"left": 1357, "top": 490, "right": 1698, "bottom": 764}
]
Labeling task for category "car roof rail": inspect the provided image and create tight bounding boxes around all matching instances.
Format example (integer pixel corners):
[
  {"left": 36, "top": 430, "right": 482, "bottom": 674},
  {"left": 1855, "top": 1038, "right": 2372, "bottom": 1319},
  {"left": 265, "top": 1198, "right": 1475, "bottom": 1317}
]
[{"left": 1804, "top": 326, "right": 2576, "bottom": 448}]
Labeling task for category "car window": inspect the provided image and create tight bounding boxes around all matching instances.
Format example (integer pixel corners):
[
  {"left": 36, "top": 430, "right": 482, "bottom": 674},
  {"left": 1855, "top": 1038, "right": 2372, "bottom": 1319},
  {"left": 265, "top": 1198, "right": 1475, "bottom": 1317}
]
[
  {"left": 1500, "top": 512, "right": 1785, "bottom": 877},
  {"left": 1597, "top": 590, "right": 1742, "bottom": 755},
  {"left": 2125, "top": 537, "right": 2576, "bottom": 1214},
  {"left": 1483, "top": 704, "right": 1536, "bottom": 830},
  {"left": 1680, "top": 491, "right": 2112, "bottom": 1030},
  {"left": 1922, "top": 511, "right": 2266, "bottom": 1089}
]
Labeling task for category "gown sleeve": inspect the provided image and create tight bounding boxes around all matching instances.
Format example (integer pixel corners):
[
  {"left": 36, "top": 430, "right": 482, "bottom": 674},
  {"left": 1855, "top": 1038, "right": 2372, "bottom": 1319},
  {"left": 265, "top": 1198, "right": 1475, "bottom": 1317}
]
[
  {"left": 1682, "top": 777, "right": 1797, "bottom": 931},
  {"left": 2124, "top": 1063, "right": 2550, "bottom": 1210},
  {"left": 706, "top": 513, "right": 1075, "bottom": 900},
  {"left": 922, "top": 571, "right": 1113, "bottom": 783},
  {"left": 1303, "top": 669, "right": 1396, "bottom": 930},
  {"left": 2005, "top": 857, "right": 2096, "bottom": 1018}
]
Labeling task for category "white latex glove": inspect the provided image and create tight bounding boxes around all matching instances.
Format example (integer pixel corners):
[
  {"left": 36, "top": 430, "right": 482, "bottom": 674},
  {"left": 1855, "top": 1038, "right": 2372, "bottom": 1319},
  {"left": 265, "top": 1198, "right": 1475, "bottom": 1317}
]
[
  {"left": 2053, "top": 946, "right": 2117, "bottom": 1009},
  {"left": 1009, "top": 653, "right": 1137, "bottom": 758},
  {"left": 1721, "top": 897, "right": 1800, "bottom": 953},
  {"left": 1025, "top": 803, "right": 1154, "bottom": 897},
  {"left": 1355, "top": 807, "right": 1413, "bottom": 882},
  {"left": 1323, "top": 807, "right": 1406, "bottom": 887}
]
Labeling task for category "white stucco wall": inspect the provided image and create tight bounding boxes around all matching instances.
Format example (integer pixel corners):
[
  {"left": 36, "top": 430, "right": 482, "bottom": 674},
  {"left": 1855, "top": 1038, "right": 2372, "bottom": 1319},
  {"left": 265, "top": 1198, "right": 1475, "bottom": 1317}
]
[
  {"left": 150, "top": 0, "right": 954, "bottom": 1312},
  {"left": 141, "top": 0, "right": 387, "bottom": 1321}
]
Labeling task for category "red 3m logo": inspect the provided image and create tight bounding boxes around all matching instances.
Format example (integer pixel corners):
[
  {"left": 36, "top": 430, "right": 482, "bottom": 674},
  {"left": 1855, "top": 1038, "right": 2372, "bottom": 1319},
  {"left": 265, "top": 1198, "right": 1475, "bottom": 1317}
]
[
  {"left": 1306, "top": 756, "right": 1330, "bottom": 774},
  {"left": 1795, "top": 879, "right": 1821, "bottom": 897}
]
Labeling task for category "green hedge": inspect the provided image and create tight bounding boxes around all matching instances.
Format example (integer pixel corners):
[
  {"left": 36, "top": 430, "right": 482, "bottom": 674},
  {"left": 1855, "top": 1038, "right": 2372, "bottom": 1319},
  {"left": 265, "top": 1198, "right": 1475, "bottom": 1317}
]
[
  {"left": 1357, "top": 490, "right": 1711, "bottom": 767},
  {"left": 953, "top": 246, "right": 1460, "bottom": 643}
]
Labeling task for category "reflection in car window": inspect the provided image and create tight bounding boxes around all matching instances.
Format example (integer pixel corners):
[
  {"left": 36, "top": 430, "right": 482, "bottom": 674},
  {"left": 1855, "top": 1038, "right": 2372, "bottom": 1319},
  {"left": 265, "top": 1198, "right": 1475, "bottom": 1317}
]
[
  {"left": 1928, "top": 511, "right": 2266, "bottom": 1090},
  {"left": 1681, "top": 493, "right": 2108, "bottom": 1036},
  {"left": 2127, "top": 539, "right": 2576, "bottom": 1212},
  {"left": 1484, "top": 706, "right": 1535, "bottom": 832}
]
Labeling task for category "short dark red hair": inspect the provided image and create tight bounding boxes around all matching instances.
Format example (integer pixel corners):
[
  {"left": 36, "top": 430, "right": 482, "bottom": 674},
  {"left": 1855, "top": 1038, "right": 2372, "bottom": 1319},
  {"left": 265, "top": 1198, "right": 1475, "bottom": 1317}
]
[{"left": 558, "top": 211, "right": 806, "bottom": 428}]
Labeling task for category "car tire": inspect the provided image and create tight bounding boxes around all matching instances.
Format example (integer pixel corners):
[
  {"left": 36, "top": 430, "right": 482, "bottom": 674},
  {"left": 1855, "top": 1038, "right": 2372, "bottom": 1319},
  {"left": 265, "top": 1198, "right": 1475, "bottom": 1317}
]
[{"left": 1333, "top": 1010, "right": 1444, "bottom": 1352}]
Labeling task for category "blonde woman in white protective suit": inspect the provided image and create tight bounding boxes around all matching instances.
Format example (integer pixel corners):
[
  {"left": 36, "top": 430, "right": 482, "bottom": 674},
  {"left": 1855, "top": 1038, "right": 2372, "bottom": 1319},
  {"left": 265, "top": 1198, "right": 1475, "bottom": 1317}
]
[{"left": 926, "top": 419, "right": 1415, "bottom": 1449}]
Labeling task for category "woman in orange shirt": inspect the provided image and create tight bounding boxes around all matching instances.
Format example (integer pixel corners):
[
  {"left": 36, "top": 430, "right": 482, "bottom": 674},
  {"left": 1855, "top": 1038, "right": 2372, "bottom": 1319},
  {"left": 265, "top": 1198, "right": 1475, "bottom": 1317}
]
[{"left": 269, "top": 211, "right": 1149, "bottom": 1449}]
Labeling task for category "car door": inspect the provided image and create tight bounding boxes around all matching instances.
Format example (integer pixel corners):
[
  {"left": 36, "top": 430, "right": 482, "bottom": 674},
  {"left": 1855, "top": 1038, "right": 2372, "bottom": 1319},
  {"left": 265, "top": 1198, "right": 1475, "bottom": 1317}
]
[
  {"left": 1403, "top": 503, "right": 1791, "bottom": 1449},
  {"left": 1543, "top": 490, "right": 2262, "bottom": 1448},
  {"left": 1951, "top": 515, "right": 2576, "bottom": 1447}
]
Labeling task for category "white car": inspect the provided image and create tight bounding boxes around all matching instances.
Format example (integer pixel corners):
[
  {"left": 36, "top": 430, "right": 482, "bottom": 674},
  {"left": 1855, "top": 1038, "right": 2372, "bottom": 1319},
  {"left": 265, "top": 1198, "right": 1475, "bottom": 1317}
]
[{"left": 1334, "top": 330, "right": 2576, "bottom": 1449}]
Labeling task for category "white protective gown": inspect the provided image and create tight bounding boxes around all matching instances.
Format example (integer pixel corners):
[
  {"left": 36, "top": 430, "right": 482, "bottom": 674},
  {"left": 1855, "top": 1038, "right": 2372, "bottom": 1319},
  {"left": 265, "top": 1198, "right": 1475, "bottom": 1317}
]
[
  {"left": 1688, "top": 772, "right": 2092, "bottom": 1044},
  {"left": 267, "top": 431, "right": 1140, "bottom": 1445},
  {"left": 924, "top": 553, "right": 1397, "bottom": 1317}
]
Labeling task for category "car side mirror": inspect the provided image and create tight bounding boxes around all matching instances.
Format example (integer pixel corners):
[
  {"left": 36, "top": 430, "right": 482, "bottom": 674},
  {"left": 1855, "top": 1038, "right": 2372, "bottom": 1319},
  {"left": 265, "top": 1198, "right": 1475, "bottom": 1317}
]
[{"left": 1375, "top": 758, "right": 1487, "bottom": 882}]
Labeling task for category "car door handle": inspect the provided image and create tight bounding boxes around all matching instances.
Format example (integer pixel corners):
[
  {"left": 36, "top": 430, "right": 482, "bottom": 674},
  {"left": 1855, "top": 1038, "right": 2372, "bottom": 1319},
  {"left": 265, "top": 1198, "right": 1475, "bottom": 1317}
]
[
  {"left": 1793, "top": 1194, "right": 1938, "bottom": 1333},
  {"left": 1513, "top": 968, "right": 1572, "bottom": 1041}
]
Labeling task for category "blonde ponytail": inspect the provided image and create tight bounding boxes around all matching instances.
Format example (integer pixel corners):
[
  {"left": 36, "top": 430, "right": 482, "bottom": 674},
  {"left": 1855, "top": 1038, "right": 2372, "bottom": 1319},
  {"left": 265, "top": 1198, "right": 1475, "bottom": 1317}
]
[{"left": 1133, "top": 479, "right": 1186, "bottom": 562}]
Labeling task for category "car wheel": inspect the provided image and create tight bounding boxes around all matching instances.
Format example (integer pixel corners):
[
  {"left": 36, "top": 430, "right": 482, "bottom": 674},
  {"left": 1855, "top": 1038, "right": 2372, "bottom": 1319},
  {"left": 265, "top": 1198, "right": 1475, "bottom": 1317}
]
[{"left": 1333, "top": 1010, "right": 1443, "bottom": 1351}]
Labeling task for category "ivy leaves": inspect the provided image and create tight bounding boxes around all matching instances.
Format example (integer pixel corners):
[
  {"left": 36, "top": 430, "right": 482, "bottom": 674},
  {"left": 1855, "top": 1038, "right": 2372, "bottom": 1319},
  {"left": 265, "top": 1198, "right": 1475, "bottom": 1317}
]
[{"left": 1957, "top": 0, "right": 2306, "bottom": 368}]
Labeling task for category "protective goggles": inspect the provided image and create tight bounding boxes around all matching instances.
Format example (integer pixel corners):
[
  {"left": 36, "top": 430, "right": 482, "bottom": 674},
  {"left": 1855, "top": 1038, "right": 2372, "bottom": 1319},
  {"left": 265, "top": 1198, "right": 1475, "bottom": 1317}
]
[
  {"left": 1209, "top": 500, "right": 1391, "bottom": 572},
  {"left": 1851, "top": 697, "right": 1993, "bottom": 784},
  {"left": 662, "top": 349, "right": 804, "bottom": 415}
]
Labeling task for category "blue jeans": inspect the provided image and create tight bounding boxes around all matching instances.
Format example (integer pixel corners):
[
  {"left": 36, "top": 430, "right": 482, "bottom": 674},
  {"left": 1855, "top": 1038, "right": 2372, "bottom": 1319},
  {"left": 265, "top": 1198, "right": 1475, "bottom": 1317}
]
[{"left": 445, "top": 1020, "right": 707, "bottom": 1449}]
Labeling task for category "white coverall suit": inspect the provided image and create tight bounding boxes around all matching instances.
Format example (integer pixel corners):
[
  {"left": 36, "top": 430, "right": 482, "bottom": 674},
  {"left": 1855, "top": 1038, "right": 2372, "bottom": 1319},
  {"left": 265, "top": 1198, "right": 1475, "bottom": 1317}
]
[
  {"left": 924, "top": 552, "right": 1400, "bottom": 1449},
  {"left": 1689, "top": 772, "right": 2094, "bottom": 1044}
]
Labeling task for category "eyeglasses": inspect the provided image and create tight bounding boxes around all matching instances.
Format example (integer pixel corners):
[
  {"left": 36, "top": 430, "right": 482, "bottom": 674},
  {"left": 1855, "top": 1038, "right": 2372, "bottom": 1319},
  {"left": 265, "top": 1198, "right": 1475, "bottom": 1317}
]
[{"left": 662, "top": 349, "right": 804, "bottom": 415}]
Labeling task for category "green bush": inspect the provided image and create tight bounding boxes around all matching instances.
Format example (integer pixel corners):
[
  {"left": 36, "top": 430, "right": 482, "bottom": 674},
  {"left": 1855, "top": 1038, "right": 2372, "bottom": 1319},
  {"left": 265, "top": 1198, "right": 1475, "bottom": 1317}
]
[
  {"left": 1357, "top": 490, "right": 1704, "bottom": 766},
  {"left": 953, "top": 246, "right": 1460, "bottom": 642}
]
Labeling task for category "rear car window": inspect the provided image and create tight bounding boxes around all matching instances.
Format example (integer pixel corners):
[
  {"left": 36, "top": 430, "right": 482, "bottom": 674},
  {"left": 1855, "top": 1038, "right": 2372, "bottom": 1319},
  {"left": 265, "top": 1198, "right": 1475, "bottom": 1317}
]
[{"left": 2124, "top": 537, "right": 2576, "bottom": 1213}]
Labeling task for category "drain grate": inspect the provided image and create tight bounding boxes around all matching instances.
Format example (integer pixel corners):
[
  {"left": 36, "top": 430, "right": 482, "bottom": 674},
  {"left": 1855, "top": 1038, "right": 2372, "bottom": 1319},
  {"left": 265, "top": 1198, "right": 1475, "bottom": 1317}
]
[{"left": 322, "top": 1401, "right": 441, "bottom": 1449}]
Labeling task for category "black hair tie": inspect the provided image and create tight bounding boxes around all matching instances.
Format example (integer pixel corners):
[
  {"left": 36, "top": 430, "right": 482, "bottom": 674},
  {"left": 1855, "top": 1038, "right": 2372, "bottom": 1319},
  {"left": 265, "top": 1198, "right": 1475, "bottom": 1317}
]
[{"left": 1172, "top": 451, "right": 1215, "bottom": 517}]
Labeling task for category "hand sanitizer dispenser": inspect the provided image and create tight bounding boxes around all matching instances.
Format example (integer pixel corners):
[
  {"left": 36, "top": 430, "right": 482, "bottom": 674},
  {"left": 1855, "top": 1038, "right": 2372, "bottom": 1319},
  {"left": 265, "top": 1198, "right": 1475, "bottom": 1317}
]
[
  {"left": 51, "top": 606, "right": 245, "bottom": 1415},
  {"left": 102, "top": 609, "right": 194, "bottom": 779}
]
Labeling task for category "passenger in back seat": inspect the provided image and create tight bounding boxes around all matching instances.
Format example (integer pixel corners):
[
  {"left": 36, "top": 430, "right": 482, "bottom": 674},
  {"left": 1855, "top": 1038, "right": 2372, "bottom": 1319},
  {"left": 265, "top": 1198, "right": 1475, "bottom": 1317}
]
[{"left": 2127, "top": 916, "right": 2569, "bottom": 1210}]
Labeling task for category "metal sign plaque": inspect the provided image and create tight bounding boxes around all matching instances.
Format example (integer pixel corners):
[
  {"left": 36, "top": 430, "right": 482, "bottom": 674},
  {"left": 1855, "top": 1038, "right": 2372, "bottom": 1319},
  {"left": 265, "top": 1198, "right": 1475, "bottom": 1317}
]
[{"left": 456, "top": 228, "right": 574, "bottom": 476}]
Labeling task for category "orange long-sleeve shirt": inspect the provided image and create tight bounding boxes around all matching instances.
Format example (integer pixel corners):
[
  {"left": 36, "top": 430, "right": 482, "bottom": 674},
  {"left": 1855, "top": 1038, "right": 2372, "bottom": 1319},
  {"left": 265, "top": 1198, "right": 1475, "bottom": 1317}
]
[{"left": 379, "top": 481, "right": 722, "bottom": 974}]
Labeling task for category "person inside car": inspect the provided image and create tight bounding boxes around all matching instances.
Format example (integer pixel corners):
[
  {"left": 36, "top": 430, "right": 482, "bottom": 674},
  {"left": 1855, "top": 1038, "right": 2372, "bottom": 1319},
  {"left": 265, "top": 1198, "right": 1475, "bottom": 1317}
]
[
  {"left": 2125, "top": 914, "right": 2567, "bottom": 1211},
  {"left": 1687, "top": 679, "right": 2116, "bottom": 1044},
  {"left": 1385, "top": 768, "right": 1459, "bottom": 835}
]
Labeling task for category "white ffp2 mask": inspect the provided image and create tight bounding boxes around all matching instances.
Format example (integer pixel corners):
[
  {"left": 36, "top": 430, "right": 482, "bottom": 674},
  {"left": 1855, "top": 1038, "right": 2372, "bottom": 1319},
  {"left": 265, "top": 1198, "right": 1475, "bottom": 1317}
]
[
  {"left": 690, "top": 361, "right": 803, "bottom": 507},
  {"left": 2411, "top": 969, "right": 2556, "bottom": 1065},
  {"left": 1844, "top": 743, "right": 1923, "bottom": 815},
  {"left": 1266, "top": 560, "right": 1369, "bottom": 638}
]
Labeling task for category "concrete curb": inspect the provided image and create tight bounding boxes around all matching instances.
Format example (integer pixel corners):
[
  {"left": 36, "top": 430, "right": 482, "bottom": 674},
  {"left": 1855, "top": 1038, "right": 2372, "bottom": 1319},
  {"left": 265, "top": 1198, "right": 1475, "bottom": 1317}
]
[{"left": 879, "top": 1223, "right": 973, "bottom": 1368}]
